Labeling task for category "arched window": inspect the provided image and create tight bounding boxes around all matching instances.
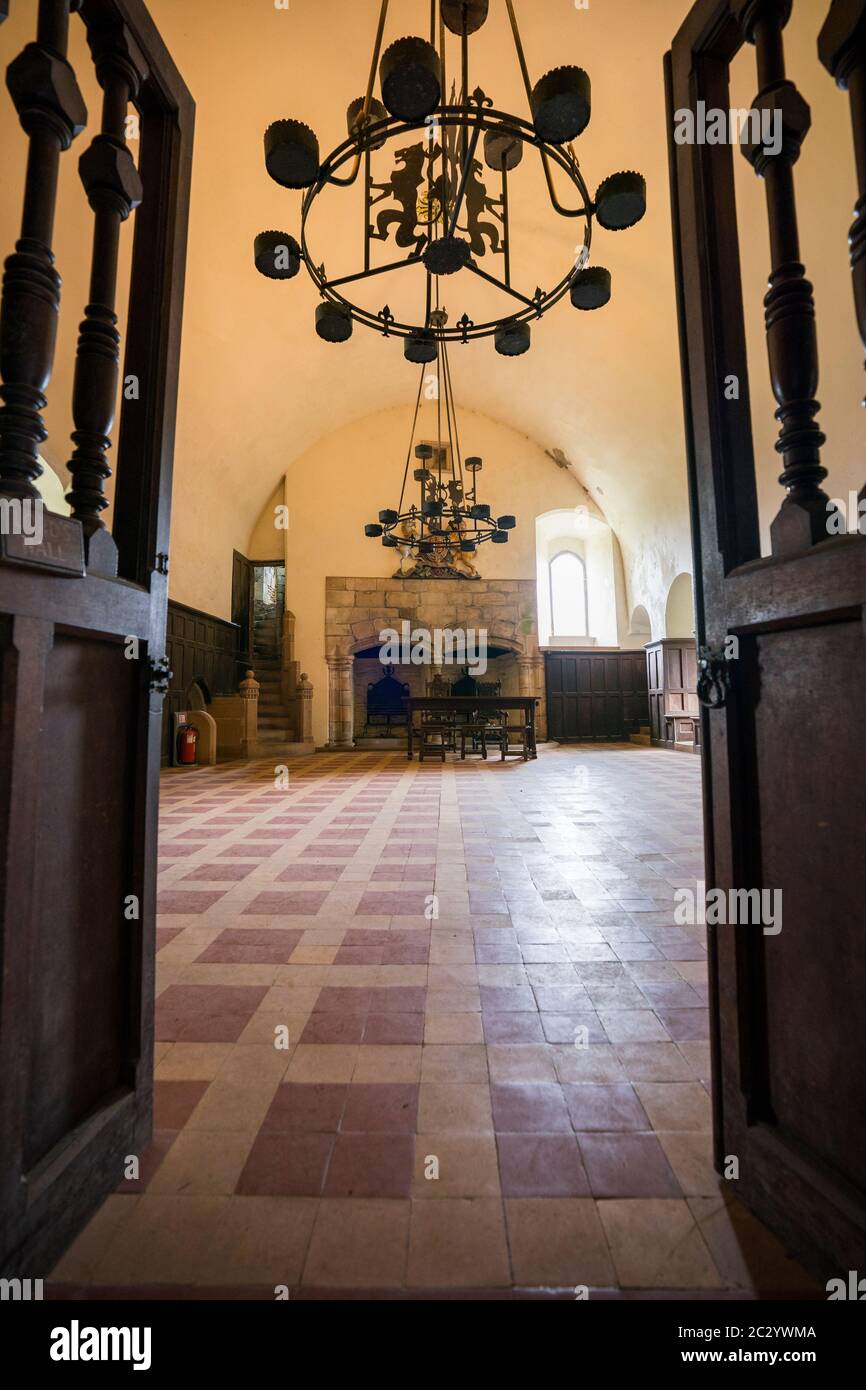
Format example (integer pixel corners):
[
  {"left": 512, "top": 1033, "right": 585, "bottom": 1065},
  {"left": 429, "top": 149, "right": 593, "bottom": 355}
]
[{"left": 549, "top": 551, "right": 588, "bottom": 637}]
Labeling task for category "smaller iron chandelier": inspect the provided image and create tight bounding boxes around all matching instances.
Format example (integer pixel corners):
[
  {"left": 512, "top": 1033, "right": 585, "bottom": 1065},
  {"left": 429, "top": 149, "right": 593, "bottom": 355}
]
[{"left": 364, "top": 314, "right": 515, "bottom": 575}]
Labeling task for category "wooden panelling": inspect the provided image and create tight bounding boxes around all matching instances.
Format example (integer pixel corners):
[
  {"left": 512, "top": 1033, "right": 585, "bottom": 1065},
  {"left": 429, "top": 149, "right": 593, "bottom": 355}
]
[
  {"left": 162, "top": 601, "right": 241, "bottom": 761},
  {"left": 646, "top": 638, "right": 699, "bottom": 745},
  {"left": 25, "top": 631, "right": 137, "bottom": 1170},
  {"left": 545, "top": 650, "right": 648, "bottom": 742}
]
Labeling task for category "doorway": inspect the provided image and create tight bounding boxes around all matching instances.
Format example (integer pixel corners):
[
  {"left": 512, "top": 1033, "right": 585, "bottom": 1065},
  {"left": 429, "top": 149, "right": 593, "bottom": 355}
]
[{"left": 252, "top": 562, "right": 285, "bottom": 664}]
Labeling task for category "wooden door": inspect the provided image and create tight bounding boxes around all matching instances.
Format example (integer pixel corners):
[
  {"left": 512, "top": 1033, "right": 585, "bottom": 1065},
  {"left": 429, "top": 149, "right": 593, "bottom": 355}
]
[
  {"left": 0, "top": 0, "right": 193, "bottom": 1277},
  {"left": 231, "top": 549, "right": 254, "bottom": 665},
  {"left": 667, "top": 0, "right": 866, "bottom": 1278}
]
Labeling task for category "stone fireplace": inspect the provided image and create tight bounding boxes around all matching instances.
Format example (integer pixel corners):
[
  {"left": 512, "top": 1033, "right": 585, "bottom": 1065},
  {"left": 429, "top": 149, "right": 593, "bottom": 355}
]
[{"left": 324, "top": 577, "right": 546, "bottom": 750}]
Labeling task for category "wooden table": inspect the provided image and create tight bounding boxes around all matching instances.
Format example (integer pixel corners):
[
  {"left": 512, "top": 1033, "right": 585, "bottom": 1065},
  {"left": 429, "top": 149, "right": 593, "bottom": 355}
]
[{"left": 405, "top": 696, "right": 539, "bottom": 760}]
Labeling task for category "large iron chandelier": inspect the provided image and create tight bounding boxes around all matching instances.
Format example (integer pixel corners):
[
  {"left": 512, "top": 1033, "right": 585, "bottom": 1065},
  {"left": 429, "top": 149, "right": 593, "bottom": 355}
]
[
  {"left": 365, "top": 309, "right": 515, "bottom": 576},
  {"left": 254, "top": 0, "right": 646, "bottom": 357}
]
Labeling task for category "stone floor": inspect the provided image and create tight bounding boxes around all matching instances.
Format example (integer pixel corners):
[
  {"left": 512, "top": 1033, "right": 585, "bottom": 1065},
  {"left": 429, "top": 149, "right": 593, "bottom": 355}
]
[{"left": 51, "top": 745, "right": 818, "bottom": 1298}]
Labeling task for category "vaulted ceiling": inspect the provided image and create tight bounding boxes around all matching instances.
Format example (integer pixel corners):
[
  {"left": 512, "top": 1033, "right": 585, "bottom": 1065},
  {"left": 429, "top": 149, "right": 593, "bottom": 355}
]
[
  {"left": 2, "top": 0, "right": 861, "bottom": 617},
  {"left": 151, "top": 0, "right": 860, "bottom": 576}
]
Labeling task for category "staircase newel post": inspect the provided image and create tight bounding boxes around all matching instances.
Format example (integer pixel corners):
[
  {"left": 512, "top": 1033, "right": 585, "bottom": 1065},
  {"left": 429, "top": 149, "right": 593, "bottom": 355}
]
[{"left": 239, "top": 667, "right": 260, "bottom": 758}]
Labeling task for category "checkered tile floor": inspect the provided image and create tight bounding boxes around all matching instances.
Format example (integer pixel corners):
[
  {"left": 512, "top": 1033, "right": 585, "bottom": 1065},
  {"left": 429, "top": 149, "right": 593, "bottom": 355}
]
[{"left": 51, "top": 746, "right": 816, "bottom": 1297}]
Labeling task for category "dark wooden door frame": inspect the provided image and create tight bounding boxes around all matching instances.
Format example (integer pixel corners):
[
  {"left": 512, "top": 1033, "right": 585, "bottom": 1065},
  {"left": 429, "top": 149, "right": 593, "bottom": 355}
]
[
  {"left": 0, "top": 0, "right": 194, "bottom": 1277},
  {"left": 667, "top": 0, "right": 866, "bottom": 1279},
  {"left": 231, "top": 550, "right": 254, "bottom": 667}
]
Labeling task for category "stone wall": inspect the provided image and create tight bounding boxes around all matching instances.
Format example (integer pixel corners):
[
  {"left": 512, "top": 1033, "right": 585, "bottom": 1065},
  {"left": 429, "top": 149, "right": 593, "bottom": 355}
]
[{"left": 323, "top": 577, "right": 546, "bottom": 749}]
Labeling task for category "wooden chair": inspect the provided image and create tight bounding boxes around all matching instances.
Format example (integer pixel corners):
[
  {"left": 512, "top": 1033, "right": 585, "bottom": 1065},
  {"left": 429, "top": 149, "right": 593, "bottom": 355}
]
[
  {"left": 497, "top": 715, "right": 532, "bottom": 761},
  {"left": 459, "top": 720, "right": 489, "bottom": 759},
  {"left": 419, "top": 719, "right": 454, "bottom": 762}
]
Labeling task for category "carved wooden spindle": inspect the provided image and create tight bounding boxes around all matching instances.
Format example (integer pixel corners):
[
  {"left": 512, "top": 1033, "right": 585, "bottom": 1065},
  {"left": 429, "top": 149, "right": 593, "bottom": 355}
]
[
  {"left": 0, "top": 0, "right": 86, "bottom": 501},
  {"left": 819, "top": 0, "right": 866, "bottom": 506},
  {"left": 735, "top": 0, "right": 835, "bottom": 554},
  {"left": 64, "top": 23, "right": 145, "bottom": 572}
]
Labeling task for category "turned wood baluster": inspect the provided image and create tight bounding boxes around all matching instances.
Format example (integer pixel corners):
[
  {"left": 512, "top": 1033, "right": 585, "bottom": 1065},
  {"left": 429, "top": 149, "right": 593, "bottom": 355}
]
[
  {"left": 64, "top": 22, "right": 145, "bottom": 571},
  {"left": 0, "top": 0, "right": 87, "bottom": 501},
  {"left": 819, "top": 0, "right": 866, "bottom": 507},
  {"left": 735, "top": 0, "right": 836, "bottom": 554}
]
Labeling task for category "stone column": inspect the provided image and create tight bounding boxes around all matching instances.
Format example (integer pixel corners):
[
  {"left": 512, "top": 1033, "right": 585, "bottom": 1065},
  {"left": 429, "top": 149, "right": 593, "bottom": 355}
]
[
  {"left": 326, "top": 655, "right": 354, "bottom": 750},
  {"left": 297, "top": 671, "right": 314, "bottom": 744},
  {"left": 239, "top": 668, "right": 260, "bottom": 758},
  {"left": 518, "top": 656, "right": 547, "bottom": 743}
]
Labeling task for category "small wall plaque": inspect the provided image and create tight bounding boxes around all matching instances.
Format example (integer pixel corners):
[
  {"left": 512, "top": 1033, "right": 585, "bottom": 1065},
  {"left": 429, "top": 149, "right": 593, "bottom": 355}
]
[{"left": 0, "top": 512, "right": 85, "bottom": 577}]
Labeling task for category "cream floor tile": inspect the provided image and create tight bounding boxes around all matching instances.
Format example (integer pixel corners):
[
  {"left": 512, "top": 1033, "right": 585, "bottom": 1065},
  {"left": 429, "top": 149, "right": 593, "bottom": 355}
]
[
  {"left": 236, "top": 1010, "right": 308, "bottom": 1047},
  {"left": 303, "top": 1199, "right": 409, "bottom": 1288},
  {"left": 599, "top": 1010, "right": 670, "bottom": 1044},
  {"left": 352, "top": 1044, "right": 422, "bottom": 1083},
  {"left": 426, "top": 988, "right": 481, "bottom": 1014},
  {"left": 676, "top": 1040, "right": 713, "bottom": 1080},
  {"left": 196, "top": 1196, "right": 318, "bottom": 1286},
  {"left": 427, "top": 964, "right": 480, "bottom": 989},
  {"left": 614, "top": 1042, "right": 694, "bottom": 1082},
  {"left": 418, "top": 1083, "right": 494, "bottom": 1133},
  {"left": 290, "top": 944, "right": 338, "bottom": 965},
  {"left": 634, "top": 1081, "right": 712, "bottom": 1131},
  {"left": 505, "top": 1198, "right": 615, "bottom": 1288},
  {"left": 50, "top": 1196, "right": 140, "bottom": 1282},
  {"left": 93, "top": 1196, "right": 229, "bottom": 1285},
  {"left": 155, "top": 1042, "right": 234, "bottom": 1081},
  {"left": 284, "top": 1044, "right": 360, "bottom": 1083},
  {"left": 657, "top": 1131, "right": 722, "bottom": 1197},
  {"left": 487, "top": 1044, "right": 557, "bottom": 1083},
  {"left": 185, "top": 1079, "right": 281, "bottom": 1132},
  {"left": 261, "top": 986, "right": 324, "bottom": 1013},
  {"left": 552, "top": 1044, "right": 628, "bottom": 1084},
  {"left": 407, "top": 1198, "right": 510, "bottom": 1288},
  {"left": 148, "top": 1128, "right": 255, "bottom": 1196},
  {"left": 375, "top": 965, "right": 428, "bottom": 986},
  {"left": 423, "top": 1012, "right": 484, "bottom": 1044},
  {"left": 214, "top": 1043, "right": 292, "bottom": 1087},
  {"left": 420, "top": 1044, "right": 489, "bottom": 1084},
  {"left": 179, "top": 962, "right": 280, "bottom": 987},
  {"left": 413, "top": 1134, "right": 501, "bottom": 1198},
  {"left": 597, "top": 1199, "right": 724, "bottom": 1289}
]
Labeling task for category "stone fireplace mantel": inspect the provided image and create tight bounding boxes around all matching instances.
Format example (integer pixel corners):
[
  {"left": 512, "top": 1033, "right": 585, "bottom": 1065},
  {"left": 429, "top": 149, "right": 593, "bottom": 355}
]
[{"left": 323, "top": 576, "right": 546, "bottom": 750}]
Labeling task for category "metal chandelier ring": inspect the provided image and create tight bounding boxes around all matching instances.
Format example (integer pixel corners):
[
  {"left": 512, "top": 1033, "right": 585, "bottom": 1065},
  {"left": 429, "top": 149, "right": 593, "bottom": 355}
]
[{"left": 299, "top": 103, "right": 594, "bottom": 344}]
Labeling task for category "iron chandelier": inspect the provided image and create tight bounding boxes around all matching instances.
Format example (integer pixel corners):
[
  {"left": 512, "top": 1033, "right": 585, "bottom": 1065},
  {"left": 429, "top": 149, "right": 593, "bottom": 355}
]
[
  {"left": 365, "top": 309, "right": 516, "bottom": 574},
  {"left": 254, "top": 0, "right": 647, "bottom": 357}
]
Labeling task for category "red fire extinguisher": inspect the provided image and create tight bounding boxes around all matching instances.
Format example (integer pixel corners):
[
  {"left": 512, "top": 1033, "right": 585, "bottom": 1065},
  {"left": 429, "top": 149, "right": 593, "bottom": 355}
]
[{"left": 176, "top": 723, "right": 198, "bottom": 766}]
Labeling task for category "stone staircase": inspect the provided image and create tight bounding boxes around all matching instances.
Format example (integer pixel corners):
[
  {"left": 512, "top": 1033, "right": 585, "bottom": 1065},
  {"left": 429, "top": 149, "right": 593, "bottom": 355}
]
[
  {"left": 630, "top": 723, "right": 652, "bottom": 747},
  {"left": 253, "top": 657, "right": 296, "bottom": 748}
]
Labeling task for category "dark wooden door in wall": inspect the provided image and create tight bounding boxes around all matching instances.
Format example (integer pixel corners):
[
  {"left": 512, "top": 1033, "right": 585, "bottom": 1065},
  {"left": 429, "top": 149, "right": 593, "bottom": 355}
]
[
  {"left": 0, "top": 0, "right": 193, "bottom": 1276},
  {"left": 231, "top": 550, "right": 254, "bottom": 665},
  {"left": 545, "top": 651, "right": 648, "bottom": 742},
  {"left": 646, "top": 638, "right": 700, "bottom": 746},
  {"left": 668, "top": 0, "right": 866, "bottom": 1278}
]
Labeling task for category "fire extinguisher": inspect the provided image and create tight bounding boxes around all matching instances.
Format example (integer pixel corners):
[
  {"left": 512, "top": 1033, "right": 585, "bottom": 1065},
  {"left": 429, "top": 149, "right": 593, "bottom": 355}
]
[{"left": 176, "top": 724, "right": 198, "bottom": 766}]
